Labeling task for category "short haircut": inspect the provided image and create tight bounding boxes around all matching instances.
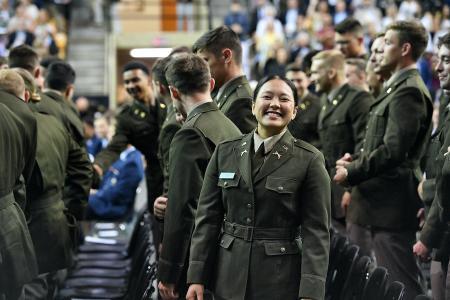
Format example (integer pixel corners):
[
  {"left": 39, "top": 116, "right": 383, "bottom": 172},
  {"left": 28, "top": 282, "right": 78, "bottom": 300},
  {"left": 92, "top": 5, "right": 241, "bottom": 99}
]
[
  {"left": 122, "top": 60, "right": 149, "bottom": 76},
  {"left": 253, "top": 75, "right": 298, "bottom": 103},
  {"left": 169, "top": 46, "right": 191, "bottom": 56},
  {"left": 0, "top": 69, "right": 25, "bottom": 98},
  {"left": 165, "top": 53, "right": 211, "bottom": 95},
  {"left": 345, "top": 58, "right": 367, "bottom": 74},
  {"left": 285, "top": 64, "right": 305, "bottom": 74},
  {"left": 46, "top": 61, "right": 76, "bottom": 91},
  {"left": 301, "top": 50, "right": 320, "bottom": 74},
  {"left": 438, "top": 32, "right": 450, "bottom": 50},
  {"left": 192, "top": 25, "right": 242, "bottom": 65},
  {"left": 13, "top": 68, "right": 37, "bottom": 95},
  {"left": 151, "top": 56, "right": 172, "bottom": 89},
  {"left": 386, "top": 21, "right": 428, "bottom": 61},
  {"left": 312, "top": 50, "right": 345, "bottom": 71},
  {"left": 40, "top": 56, "right": 62, "bottom": 69},
  {"left": 8, "top": 45, "right": 39, "bottom": 72},
  {"left": 335, "top": 17, "right": 363, "bottom": 37}
]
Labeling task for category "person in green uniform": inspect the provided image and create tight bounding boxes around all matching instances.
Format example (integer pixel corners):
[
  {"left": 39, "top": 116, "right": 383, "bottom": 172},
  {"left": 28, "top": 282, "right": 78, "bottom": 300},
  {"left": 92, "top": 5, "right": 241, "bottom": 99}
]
[
  {"left": 285, "top": 65, "right": 321, "bottom": 149},
  {"left": 186, "top": 75, "right": 330, "bottom": 300},
  {"left": 366, "top": 33, "right": 387, "bottom": 98},
  {"left": 5, "top": 69, "right": 91, "bottom": 299},
  {"left": 334, "top": 17, "right": 367, "bottom": 59},
  {"left": 0, "top": 71, "right": 38, "bottom": 300},
  {"left": 334, "top": 21, "right": 433, "bottom": 300},
  {"left": 94, "top": 61, "right": 167, "bottom": 209},
  {"left": 157, "top": 53, "right": 241, "bottom": 300},
  {"left": 311, "top": 49, "right": 372, "bottom": 239},
  {"left": 414, "top": 32, "right": 450, "bottom": 299},
  {"left": 193, "top": 25, "right": 256, "bottom": 133}
]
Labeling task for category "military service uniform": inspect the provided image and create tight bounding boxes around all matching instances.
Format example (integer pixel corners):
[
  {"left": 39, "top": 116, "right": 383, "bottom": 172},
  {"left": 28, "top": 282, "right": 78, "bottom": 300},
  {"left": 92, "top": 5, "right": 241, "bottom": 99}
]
[
  {"left": 158, "top": 102, "right": 241, "bottom": 296},
  {"left": 215, "top": 75, "right": 256, "bottom": 134},
  {"left": 346, "top": 69, "right": 433, "bottom": 300},
  {"left": 318, "top": 83, "right": 372, "bottom": 225},
  {"left": 95, "top": 99, "right": 167, "bottom": 207},
  {"left": 288, "top": 92, "right": 321, "bottom": 149},
  {"left": 187, "top": 130, "right": 331, "bottom": 300},
  {"left": 0, "top": 103, "right": 38, "bottom": 299}
]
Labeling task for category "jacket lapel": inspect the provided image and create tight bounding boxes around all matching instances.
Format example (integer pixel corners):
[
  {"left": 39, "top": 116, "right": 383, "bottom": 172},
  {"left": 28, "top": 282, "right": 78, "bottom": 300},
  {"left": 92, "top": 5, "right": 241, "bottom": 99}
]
[
  {"left": 319, "top": 84, "right": 349, "bottom": 126},
  {"left": 234, "top": 132, "right": 254, "bottom": 188},
  {"left": 216, "top": 76, "right": 248, "bottom": 109},
  {"left": 254, "top": 131, "right": 294, "bottom": 184}
]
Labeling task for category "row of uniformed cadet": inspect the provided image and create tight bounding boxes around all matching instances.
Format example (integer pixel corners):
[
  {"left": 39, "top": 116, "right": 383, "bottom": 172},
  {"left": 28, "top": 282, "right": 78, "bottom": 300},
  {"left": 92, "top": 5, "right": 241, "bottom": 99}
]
[{"left": 1, "top": 45, "right": 92, "bottom": 300}]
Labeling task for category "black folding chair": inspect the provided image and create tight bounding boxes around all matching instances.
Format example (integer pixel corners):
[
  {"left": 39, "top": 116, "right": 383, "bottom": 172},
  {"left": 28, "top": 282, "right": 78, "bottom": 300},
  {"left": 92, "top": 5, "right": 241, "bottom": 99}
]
[
  {"left": 362, "top": 266, "right": 389, "bottom": 300},
  {"left": 384, "top": 281, "right": 405, "bottom": 300}
]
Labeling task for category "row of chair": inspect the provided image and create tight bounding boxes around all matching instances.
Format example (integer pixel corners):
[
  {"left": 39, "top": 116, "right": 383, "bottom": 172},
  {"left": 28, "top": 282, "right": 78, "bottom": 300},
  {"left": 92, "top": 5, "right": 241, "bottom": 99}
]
[{"left": 57, "top": 212, "right": 157, "bottom": 299}]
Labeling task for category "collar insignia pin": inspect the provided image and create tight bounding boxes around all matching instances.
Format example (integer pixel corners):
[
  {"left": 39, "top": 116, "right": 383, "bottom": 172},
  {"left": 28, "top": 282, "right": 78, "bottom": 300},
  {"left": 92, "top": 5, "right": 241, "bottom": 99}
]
[
  {"left": 273, "top": 151, "right": 282, "bottom": 159},
  {"left": 241, "top": 150, "right": 248, "bottom": 156}
]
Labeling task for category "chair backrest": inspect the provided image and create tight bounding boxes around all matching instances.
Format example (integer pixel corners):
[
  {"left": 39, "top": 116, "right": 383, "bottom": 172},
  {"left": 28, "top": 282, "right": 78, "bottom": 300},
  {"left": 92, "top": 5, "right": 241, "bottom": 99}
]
[
  {"left": 414, "top": 295, "right": 432, "bottom": 300},
  {"left": 362, "top": 266, "right": 389, "bottom": 300},
  {"left": 328, "top": 244, "right": 359, "bottom": 300},
  {"left": 340, "top": 255, "right": 372, "bottom": 300},
  {"left": 326, "top": 234, "right": 349, "bottom": 296},
  {"left": 384, "top": 281, "right": 405, "bottom": 300}
]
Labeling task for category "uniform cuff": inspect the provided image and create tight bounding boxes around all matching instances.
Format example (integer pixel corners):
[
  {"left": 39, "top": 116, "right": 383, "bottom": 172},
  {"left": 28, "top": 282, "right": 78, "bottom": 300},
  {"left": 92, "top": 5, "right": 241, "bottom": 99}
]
[
  {"left": 298, "top": 274, "right": 325, "bottom": 300},
  {"left": 186, "top": 261, "right": 206, "bottom": 284},
  {"left": 157, "top": 258, "right": 184, "bottom": 284}
]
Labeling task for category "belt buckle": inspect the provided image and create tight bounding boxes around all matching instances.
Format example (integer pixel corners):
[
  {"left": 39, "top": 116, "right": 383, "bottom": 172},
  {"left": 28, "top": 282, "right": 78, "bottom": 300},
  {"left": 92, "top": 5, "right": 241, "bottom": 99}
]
[{"left": 244, "top": 227, "right": 254, "bottom": 241}]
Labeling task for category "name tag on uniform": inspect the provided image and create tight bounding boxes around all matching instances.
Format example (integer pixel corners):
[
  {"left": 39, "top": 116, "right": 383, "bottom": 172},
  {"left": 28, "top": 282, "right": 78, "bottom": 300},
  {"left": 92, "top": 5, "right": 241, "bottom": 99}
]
[{"left": 219, "top": 172, "right": 235, "bottom": 179}]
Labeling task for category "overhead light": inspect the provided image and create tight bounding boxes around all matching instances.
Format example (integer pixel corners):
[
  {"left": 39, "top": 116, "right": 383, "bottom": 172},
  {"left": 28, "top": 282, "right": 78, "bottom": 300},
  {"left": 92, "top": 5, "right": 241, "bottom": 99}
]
[{"left": 130, "top": 48, "right": 172, "bottom": 58}]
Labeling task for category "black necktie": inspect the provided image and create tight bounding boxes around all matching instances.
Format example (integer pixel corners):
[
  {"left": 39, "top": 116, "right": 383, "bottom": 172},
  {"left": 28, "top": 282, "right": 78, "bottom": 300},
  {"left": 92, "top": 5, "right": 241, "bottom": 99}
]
[{"left": 252, "top": 142, "right": 266, "bottom": 177}]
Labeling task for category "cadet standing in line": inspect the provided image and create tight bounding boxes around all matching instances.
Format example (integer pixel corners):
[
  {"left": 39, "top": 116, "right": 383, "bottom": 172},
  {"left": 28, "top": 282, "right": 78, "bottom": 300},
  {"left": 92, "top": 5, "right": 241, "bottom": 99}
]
[
  {"left": 285, "top": 65, "right": 321, "bottom": 149},
  {"left": 366, "top": 33, "right": 388, "bottom": 98},
  {"left": 310, "top": 50, "right": 372, "bottom": 237},
  {"left": 94, "top": 61, "right": 167, "bottom": 209},
  {"left": 186, "top": 75, "right": 330, "bottom": 300},
  {"left": 0, "top": 72, "right": 38, "bottom": 300},
  {"left": 334, "top": 17, "right": 367, "bottom": 59},
  {"left": 158, "top": 54, "right": 241, "bottom": 300},
  {"left": 414, "top": 32, "right": 450, "bottom": 300},
  {"left": 193, "top": 25, "right": 256, "bottom": 133},
  {"left": 334, "top": 21, "right": 433, "bottom": 300},
  {"left": 2, "top": 69, "right": 91, "bottom": 299}
]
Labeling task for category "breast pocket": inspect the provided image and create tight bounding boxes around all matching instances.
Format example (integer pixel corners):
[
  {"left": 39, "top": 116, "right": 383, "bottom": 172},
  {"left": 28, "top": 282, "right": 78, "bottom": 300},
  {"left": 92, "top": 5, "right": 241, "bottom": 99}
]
[
  {"left": 217, "top": 174, "right": 240, "bottom": 189},
  {"left": 265, "top": 176, "right": 297, "bottom": 194},
  {"left": 328, "top": 119, "right": 348, "bottom": 142},
  {"left": 372, "top": 110, "right": 387, "bottom": 137}
]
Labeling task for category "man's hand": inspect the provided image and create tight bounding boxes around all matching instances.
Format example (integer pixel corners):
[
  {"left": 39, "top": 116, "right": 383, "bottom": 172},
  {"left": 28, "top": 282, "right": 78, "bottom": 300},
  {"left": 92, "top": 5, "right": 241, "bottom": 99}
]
[
  {"left": 186, "top": 284, "right": 204, "bottom": 300},
  {"left": 413, "top": 240, "right": 430, "bottom": 261},
  {"left": 334, "top": 166, "right": 348, "bottom": 184},
  {"left": 158, "top": 282, "right": 179, "bottom": 300},
  {"left": 154, "top": 196, "right": 168, "bottom": 219},
  {"left": 336, "top": 153, "right": 352, "bottom": 167},
  {"left": 93, "top": 164, "right": 104, "bottom": 177},
  {"left": 341, "top": 191, "right": 351, "bottom": 211}
]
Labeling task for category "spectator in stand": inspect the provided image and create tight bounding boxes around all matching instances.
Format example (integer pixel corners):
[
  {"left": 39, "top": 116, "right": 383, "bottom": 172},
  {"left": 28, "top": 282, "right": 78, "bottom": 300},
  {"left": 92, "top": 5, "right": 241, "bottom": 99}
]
[
  {"left": 353, "top": 0, "right": 383, "bottom": 32},
  {"left": 398, "top": 0, "right": 421, "bottom": 21},
  {"left": 264, "top": 46, "right": 289, "bottom": 76},
  {"left": 284, "top": 0, "right": 300, "bottom": 39},
  {"left": 7, "top": 4, "right": 35, "bottom": 49},
  {"left": 86, "top": 115, "right": 111, "bottom": 159},
  {"left": 382, "top": 4, "right": 398, "bottom": 30},
  {"left": 224, "top": 0, "right": 249, "bottom": 41},
  {"left": 249, "top": 0, "right": 269, "bottom": 36},
  {"left": 288, "top": 30, "right": 311, "bottom": 64},
  {"left": 176, "top": 0, "right": 193, "bottom": 32},
  {"left": 33, "top": 8, "right": 59, "bottom": 57},
  {"left": 333, "top": 0, "right": 348, "bottom": 25}
]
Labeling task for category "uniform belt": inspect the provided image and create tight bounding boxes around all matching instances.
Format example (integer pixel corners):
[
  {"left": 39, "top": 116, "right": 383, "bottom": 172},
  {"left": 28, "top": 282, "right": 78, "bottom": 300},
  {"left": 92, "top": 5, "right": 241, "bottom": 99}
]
[
  {"left": 27, "top": 191, "right": 63, "bottom": 211},
  {"left": 223, "top": 221, "right": 298, "bottom": 242},
  {"left": 0, "top": 192, "right": 15, "bottom": 210}
]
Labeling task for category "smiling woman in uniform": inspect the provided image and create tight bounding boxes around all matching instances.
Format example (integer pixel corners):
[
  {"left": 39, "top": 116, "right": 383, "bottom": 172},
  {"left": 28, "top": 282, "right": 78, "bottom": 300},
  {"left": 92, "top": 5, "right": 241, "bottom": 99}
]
[{"left": 185, "top": 75, "right": 331, "bottom": 300}]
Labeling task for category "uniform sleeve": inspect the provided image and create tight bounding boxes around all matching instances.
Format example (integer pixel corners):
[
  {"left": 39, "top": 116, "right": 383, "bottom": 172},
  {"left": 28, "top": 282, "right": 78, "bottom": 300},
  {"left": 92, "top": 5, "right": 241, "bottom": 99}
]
[
  {"left": 158, "top": 128, "right": 213, "bottom": 285},
  {"left": 64, "top": 135, "right": 93, "bottom": 220},
  {"left": 187, "top": 146, "right": 224, "bottom": 284},
  {"left": 94, "top": 116, "right": 129, "bottom": 171},
  {"left": 349, "top": 91, "right": 372, "bottom": 156},
  {"left": 347, "top": 87, "right": 429, "bottom": 185},
  {"left": 298, "top": 152, "right": 331, "bottom": 300},
  {"left": 225, "top": 97, "right": 257, "bottom": 134},
  {"left": 420, "top": 194, "right": 446, "bottom": 248},
  {"left": 160, "top": 123, "right": 181, "bottom": 194}
]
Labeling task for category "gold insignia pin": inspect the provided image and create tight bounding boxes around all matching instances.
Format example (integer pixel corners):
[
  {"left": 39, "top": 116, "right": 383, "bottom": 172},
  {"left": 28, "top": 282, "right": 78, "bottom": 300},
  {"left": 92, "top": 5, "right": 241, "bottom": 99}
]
[
  {"left": 282, "top": 145, "right": 288, "bottom": 151},
  {"left": 332, "top": 100, "right": 338, "bottom": 105},
  {"left": 300, "top": 103, "right": 306, "bottom": 110},
  {"left": 273, "top": 151, "right": 282, "bottom": 159},
  {"left": 134, "top": 109, "right": 139, "bottom": 115},
  {"left": 160, "top": 103, "right": 166, "bottom": 109},
  {"left": 387, "top": 87, "right": 392, "bottom": 94},
  {"left": 241, "top": 150, "right": 248, "bottom": 156},
  {"left": 322, "top": 106, "right": 326, "bottom": 110},
  {"left": 140, "top": 112, "right": 146, "bottom": 118},
  {"left": 242, "top": 142, "right": 247, "bottom": 146}
]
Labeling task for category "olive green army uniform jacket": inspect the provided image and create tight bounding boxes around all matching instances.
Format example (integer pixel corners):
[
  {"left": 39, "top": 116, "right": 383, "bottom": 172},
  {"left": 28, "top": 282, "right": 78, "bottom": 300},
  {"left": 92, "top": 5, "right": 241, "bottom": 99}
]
[
  {"left": 26, "top": 102, "right": 92, "bottom": 273},
  {"left": 187, "top": 130, "right": 330, "bottom": 300},
  {"left": 346, "top": 69, "right": 433, "bottom": 230},
  {"left": 215, "top": 75, "right": 256, "bottom": 134},
  {"left": 0, "top": 103, "right": 38, "bottom": 291},
  {"left": 158, "top": 102, "right": 241, "bottom": 291},
  {"left": 288, "top": 92, "right": 321, "bottom": 149},
  {"left": 318, "top": 84, "right": 373, "bottom": 219},
  {"left": 95, "top": 99, "right": 167, "bottom": 205}
]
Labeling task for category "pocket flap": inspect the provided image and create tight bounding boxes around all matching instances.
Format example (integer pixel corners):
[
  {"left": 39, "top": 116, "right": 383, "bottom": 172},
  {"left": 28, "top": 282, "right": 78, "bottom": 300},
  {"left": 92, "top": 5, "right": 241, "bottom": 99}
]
[
  {"left": 219, "top": 234, "right": 235, "bottom": 249},
  {"left": 264, "top": 241, "right": 299, "bottom": 256},
  {"left": 265, "top": 176, "right": 296, "bottom": 194},
  {"left": 218, "top": 174, "right": 240, "bottom": 188}
]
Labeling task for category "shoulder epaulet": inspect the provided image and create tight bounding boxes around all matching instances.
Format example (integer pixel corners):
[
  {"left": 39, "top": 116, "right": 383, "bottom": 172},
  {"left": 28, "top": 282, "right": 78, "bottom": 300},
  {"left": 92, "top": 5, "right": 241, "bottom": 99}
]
[
  {"left": 235, "top": 83, "right": 253, "bottom": 99},
  {"left": 219, "top": 134, "right": 245, "bottom": 145},
  {"left": 117, "top": 102, "right": 132, "bottom": 115},
  {"left": 294, "top": 138, "right": 320, "bottom": 154}
]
